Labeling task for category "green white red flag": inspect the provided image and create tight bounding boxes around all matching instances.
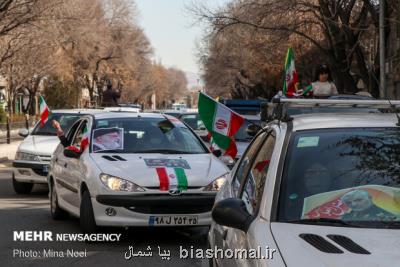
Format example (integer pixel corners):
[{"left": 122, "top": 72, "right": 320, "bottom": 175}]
[
  {"left": 39, "top": 96, "right": 51, "bottom": 127},
  {"left": 283, "top": 47, "right": 299, "bottom": 97},
  {"left": 156, "top": 167, "right": 188, "bottom": 191},
  {"left": 198, "top": 92, "right": 244, "bottom": 158},
  {"left": 80, "top": 125, "right": 90, "bottom": 151}
]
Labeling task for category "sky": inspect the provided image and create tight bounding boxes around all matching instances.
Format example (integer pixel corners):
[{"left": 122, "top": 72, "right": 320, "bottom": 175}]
[{"left": 135, "top": 0, "right": 229, "bottom": 80}]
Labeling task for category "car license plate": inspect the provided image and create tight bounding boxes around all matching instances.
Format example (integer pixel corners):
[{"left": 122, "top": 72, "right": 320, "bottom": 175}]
[
  {"left": 42, "top": 165, "right": 49, "bottom": 173},
  {"left": 149, "top": 215, "right": 198, "bottom": 226}
]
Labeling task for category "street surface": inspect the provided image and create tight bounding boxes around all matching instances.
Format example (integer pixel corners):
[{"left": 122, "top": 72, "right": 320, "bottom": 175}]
[{"left": 0, "top": 171, "right": 209, "bottom": 267}]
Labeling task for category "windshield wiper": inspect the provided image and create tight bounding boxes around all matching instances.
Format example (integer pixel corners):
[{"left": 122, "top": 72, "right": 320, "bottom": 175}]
[{"left": 287, "top": 218, "right": 362, "bottom": 228}]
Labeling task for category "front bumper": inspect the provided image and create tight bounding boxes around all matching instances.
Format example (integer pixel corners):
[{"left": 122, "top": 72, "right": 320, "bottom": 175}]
[
  {"left": 13, "top": 161, "right": 49, "bottom": 184},
  {"left": 93, "top": 193, "right": 216, "bottom": 227}
]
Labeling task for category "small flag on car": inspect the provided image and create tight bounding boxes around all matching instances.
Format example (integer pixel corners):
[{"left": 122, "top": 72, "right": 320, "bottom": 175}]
[
  {"left": 80, "top": 125, "right": 90, "bottom": 151},
  {"left": 283, "top": 47, "right": 299, "bottom": 97},
  {"left": 198, "top": 92, "right": 244, "bottom": 159},
  {"left": 39, "top": 96, "right": 51, "bottom": 127},
  {"left": 156, "top": 167, "right": 188, "bottom": 191}
]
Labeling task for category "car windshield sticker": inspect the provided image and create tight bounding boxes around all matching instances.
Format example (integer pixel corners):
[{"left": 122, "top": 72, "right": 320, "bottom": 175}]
[
  {"left": 92, "top": 127, "right": 124, "bottom": 152},
  {"left": 156, "top": 167, "right": 188, "bottom": 191},
  {"left": 297, "top": 136, "right": 319, "bottom": 148},
  {"left": 301, "top": 185, "right": 400, "bottom": 221},
  {"left": 144, "top": 158, "right": 191, "bottom": 169}
]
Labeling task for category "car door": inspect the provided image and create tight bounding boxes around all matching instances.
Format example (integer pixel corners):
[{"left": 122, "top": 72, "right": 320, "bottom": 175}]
[
  {"left": 219, "top": 130, "right": 276, "bottom": 267},
  {"left": 212, "top": 131, "right": 268, "bottom": 263},
  {"left": 62, "top": 119, "right": 90, "bottom": 208},
  {"left": 54, "top": 119, "right": 83, "bottom": 203}
]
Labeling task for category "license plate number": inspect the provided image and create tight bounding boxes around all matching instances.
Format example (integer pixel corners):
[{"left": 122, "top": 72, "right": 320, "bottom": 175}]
[{"left": 149, "top": 215, "right": 198, "bottom": 226}]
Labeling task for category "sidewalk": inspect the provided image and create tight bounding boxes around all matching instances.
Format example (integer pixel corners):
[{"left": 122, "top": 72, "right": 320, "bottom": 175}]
[{"left": 0, "top": 141, "right": 21, "bottom": 170}]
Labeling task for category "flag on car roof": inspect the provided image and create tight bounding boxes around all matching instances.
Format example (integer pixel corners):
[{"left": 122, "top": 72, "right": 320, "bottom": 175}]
[
  {"left": 283, "top": 47, "right": 299, "bottom": 97},
  {"left": 39, "top": 96, "right": 51, "bottom": 127},
  {"left": 198, "top": 92, "right": 244, "bottom": 159}
]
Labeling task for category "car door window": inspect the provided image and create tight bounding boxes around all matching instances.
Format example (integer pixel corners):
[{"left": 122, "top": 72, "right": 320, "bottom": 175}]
[
  {"left": 232, "top": 132, "right": 267, "bottom": 197},
  {"left": 66, "top": 120, "right": 83, "bottom": 146},
  {"left": 240, "top": 132, "right": 276, "bottom": 215},
  {"left": 71, "top": 120, "right": 88, "bottom": 149}
]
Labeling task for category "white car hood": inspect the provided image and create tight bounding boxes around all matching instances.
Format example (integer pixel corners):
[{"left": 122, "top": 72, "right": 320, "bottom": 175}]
[
  {"left": 90, "top": 153, "right": 228, "bottom": 188},
  {"left": 271, "top": 222, "right": 400, "bottom": 267},
  {"left": 18, "top": 135, "right": 59, "bottom": 155}
]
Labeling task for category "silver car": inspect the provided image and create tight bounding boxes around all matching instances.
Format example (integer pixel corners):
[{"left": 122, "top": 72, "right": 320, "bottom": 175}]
[{"left": 209, "top": 99, "right": 400, "bottom": 267}]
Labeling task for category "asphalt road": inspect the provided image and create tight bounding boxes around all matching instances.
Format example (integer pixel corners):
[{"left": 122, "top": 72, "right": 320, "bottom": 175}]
[{"left": 0, "top": 171, "right": 209, "bottom": 267}]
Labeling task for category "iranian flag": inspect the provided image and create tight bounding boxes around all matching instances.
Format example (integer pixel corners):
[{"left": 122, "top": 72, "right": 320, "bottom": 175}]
[
  {"left": 39, "top": 96, "right": 51, "bottom": 127},
  {"left": 80, "top": 125, "right": 90, "bottom": 151},
  {"left": 156, "top": 167, "right": 188, "bottom": 191},
  {"left": 198, "top": 92, "right": 244, "bottom": 158},
  {"left": 283, "top": 47, "right": 299, "bottom": 97}
]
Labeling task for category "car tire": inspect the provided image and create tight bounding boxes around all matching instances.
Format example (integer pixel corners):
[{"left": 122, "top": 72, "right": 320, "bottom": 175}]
[
  {"left": 12, "top": 174, "right": 33, "bottom": 194},
  {"left": 80, "top": 190, "right": 98, "bottom": 234},
  {"left": 50, "top": 179, "right": 67, "bottom": 220}
]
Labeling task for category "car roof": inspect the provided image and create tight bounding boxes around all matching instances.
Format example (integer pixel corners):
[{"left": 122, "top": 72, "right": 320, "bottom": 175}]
[
  {"left": 92, "top": 112, "right": 169, "bottom": 120},
  {"left": 290, "top": 113, "right": 400, "bottom": 131},
  {"left": 52, "top": 109, "right": 104, "bottom": 114}
]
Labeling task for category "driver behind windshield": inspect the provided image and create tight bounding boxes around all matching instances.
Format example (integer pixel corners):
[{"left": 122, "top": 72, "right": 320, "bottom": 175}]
[{"left": 341, "top": 190, "right": 397, "bottom": 221}]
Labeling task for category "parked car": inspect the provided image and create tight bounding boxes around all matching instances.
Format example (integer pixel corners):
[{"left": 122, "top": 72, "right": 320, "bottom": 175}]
[
  {"left": 12, "top": 109, "right": 102, "bottom": 194},
  {"left": 209, "top": 99, "right": 400, "bottom": 267},
  {"left": 48, "top": 112, "right": 229, "bottom": 233}
]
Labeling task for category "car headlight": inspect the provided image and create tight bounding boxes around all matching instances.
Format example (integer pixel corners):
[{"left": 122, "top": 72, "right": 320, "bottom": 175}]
[
  {"left": 203, "top": 173, "right": 229, "bottom": 191},
  {"left": 15, "top": 152, "right": 40, "bottom": 161},
  {"left": 100, "top": 174, "right": 145, "bottom": 192}
]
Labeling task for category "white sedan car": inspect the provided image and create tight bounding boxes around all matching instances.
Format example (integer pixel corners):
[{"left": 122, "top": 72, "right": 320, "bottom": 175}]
[
  {"left": 209, "top": 101, "right": 400, "bottom": 267},
  {"left": 48, "top": 112, "right": 229, "bottom": 233},
  {"left": 12, "top": 109, "right": 101, "bottom": 194}
]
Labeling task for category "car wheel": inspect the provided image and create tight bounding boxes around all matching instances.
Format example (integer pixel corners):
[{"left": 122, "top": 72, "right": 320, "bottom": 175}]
[
  {"left": 12, "top": 174, "right": 33, "bottom": 194},
  {"left": 80, "top": 190, "right": 98, "bottom": 234},
  {"left": 50, "top": 179, "right": 67, "bottom": 220}
]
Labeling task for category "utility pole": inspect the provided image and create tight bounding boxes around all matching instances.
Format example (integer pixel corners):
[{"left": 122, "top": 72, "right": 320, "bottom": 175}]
[{"left": 379, "top": 0, "right": 386, "bottom": 98}]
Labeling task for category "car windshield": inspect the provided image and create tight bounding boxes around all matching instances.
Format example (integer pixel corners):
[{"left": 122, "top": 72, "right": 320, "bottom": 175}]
[
  {"left": 92, "top": 117, "right": 207, "bottom": 154},
  {"left": 31, "top": 113, "right": 81, "bottom": 136},
  {"left": 179, "top": 114, "right": 205, "bottom": 130},
  {"left": 278, "top": 127, "right": 400, "bottom": 228},
  {"left": 234, "top": 120, "right": 260, "bottom": 141}
]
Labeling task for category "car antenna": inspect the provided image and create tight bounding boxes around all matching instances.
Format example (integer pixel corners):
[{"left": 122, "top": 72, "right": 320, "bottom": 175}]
[{"left": 370, "top": 69, "right": 400, "bottom": 126}]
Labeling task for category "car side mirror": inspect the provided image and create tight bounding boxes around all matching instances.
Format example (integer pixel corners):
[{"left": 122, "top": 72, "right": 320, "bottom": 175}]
[
  {"left": 18, "top": 129, "right": 29, "bottom": 137},
  {"left": 212, "top": 198, "right": 252, "bottom": 232},
  {"left": 246, "top": 124, "right": 261, "bottom": 137},
  {"left": 63, "top": 146, "right": 81, "bottom": 159},
  {"left": 198, "top": 126, "right": 206, "bottom": 131}
]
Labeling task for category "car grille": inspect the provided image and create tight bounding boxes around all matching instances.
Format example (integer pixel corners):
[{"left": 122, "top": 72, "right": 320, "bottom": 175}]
[
  {"left": 123, "top": 194, "right": 214, "bottom": 214},
  {"left": 125, "top": 204, "right": 213, "bottom": 214},
  {"left": 32, "top": 169, "right": 48, "bottom": 176},
  {"left": 38, "top": 155, "right": 51, "bottom": 162}
]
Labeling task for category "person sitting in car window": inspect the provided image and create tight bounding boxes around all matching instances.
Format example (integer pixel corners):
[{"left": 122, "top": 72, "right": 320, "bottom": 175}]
[
  {"left": 341, "top": 190, "right": 397, "bottom": 221},
  {"left": 301, "top": 64, "right": 338, "bottom": 98}
]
